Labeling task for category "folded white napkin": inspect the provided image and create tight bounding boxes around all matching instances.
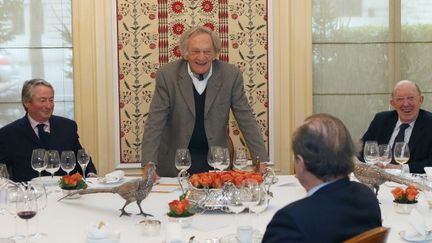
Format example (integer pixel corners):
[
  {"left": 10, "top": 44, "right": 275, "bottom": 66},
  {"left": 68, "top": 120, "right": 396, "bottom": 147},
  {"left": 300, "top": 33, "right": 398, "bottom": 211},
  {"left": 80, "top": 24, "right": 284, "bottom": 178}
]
[
  {"left": 105, "top": 170, "right": 125, "bottom": 183},
  {"left": 424, "top": 167, "right": 432, "bottom": 180},
  {"left": 86, "top": 222, "right": 120, "bottom": 243},
  {"left": 402, "top": 209, "right": 432, "bottom": 241}
]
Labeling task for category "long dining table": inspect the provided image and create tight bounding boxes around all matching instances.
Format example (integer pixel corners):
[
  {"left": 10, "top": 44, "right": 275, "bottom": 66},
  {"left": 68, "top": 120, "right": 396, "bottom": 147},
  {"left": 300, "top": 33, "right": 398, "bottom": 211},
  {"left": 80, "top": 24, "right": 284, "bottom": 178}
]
[{"left": 0, "top": 174, "right": 431, "bottom": 243}]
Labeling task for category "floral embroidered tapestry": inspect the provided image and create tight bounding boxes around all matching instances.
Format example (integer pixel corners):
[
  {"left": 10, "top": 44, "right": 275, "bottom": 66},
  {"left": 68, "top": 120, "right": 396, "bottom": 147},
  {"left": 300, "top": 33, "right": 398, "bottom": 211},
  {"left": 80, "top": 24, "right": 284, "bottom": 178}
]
[{"left": 117, "top": 0, "right": 268, "bottom": 163}]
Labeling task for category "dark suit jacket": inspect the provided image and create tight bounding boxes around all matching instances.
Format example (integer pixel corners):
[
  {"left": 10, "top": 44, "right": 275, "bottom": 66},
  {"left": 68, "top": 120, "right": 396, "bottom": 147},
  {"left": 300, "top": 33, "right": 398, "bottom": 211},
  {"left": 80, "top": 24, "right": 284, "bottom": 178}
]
[
  {"left": 141, "top": 59, "right": 268, "bottom": 176},
  {"left": 0, "top": 114, "right": 97, "bottom": 182},
  {"left": 262, "top": 178, "right": 381, "bottom": 243},
  {"left": 360, "top": 109, "right": 432, "bottom": 173}
]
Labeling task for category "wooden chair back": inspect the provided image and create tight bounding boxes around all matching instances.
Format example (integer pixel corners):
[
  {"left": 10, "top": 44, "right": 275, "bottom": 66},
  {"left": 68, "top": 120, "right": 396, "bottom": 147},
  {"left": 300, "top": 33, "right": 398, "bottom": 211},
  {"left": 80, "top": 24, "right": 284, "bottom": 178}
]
[{"left": 343, "top": 227, "right": 390, "bottom": 243}]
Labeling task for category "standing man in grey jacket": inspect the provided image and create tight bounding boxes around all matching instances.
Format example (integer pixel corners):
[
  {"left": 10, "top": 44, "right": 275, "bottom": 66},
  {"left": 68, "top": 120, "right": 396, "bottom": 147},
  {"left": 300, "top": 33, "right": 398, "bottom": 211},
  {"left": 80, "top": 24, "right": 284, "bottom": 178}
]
[{"left": 141, "top": 26, "right": 268, "bottom": 177}]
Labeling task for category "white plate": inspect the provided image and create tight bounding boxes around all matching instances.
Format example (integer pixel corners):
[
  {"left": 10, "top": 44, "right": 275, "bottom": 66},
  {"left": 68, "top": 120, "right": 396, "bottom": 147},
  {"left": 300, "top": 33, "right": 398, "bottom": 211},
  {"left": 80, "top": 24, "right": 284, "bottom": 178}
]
[
  {"left": 31, "top": 176, "right": 61, "bottom": 186},
  {"left": 385, "top": 169, "right": 402, "bottom": 176},
  {"left": 399, "top": 230, "right": 432, "bottom": 242},
  {"left": 97, "top": 177, "right": 124, "bottom": 185},
  {"left": 385, "top": 182, "right": 401, "bottom": 188},
  {"left": 219, "top": 232, "right": 262, "bottom": 243}
]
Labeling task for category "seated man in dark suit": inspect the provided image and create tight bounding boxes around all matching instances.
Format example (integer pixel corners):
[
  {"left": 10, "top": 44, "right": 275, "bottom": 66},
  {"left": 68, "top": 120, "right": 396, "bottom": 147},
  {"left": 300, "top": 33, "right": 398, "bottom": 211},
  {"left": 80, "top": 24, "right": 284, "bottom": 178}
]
[
  {"left": 0, "top": 79, "right": 97, "bottom": 182},
  {"left": 263, "top": 113, "right": 381, "bottom": 243},
  {"left": 360, "top": 80, "right": 432, "bottom": 173}
]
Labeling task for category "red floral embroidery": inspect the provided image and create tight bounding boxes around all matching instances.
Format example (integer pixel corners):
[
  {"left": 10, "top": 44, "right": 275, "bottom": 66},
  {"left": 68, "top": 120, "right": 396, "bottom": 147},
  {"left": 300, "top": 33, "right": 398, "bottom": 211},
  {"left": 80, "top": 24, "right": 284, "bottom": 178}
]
[
  {"left": 231, "top": 13, "right": 238, "bottom": 20},
  {"left": 201, "top": 0, "right": 213, "bottom": 12},
  {"left": 172, "top": 1, "right": 184, "bottom": 14},
  {"left": 233, "top": 129, "right": 240, "bottom": 135},
  {"left": 150, "top": 72, "right": 156, "bottom": 79},
  {"left": 172, "top": 23, "right": 185, "bottom": 35},
  {"left": 117, "top": 15, "right": 123, "bottom": 21},
  {"left": 149, "top": 43, "right": 156, "bottom": 49},
  {"left": 172, "top": 45, "right": 182, "bottom": 58},
  {"left": 232, "top": 42, "right": 239, "bottom": 49},
  {"left": 119, "top": 73, "right": 125, "bottom": 80},
  {"left": 203, "top": 23, "right": 215, "bottom": 31},
  {"left": 148, "top": 13, "right": 156, "bottom": 20},
  {"left": 118, "top": 43, "right": 123, "bottom": 50}
]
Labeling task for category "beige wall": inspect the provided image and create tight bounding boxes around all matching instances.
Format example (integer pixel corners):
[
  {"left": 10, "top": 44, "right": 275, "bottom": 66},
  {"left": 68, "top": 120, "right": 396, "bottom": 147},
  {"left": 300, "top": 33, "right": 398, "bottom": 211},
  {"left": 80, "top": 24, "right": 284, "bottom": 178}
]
[{"left": 72, "top": 0, "right": 312, "bottom": 176}]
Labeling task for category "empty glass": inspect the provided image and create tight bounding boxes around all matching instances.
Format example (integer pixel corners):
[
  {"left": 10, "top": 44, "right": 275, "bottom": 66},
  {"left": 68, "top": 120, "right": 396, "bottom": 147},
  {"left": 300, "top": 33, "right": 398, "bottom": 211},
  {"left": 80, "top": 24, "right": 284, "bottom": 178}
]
[
  {"left": 77, "top": 149, "right": 90, "bottom": 179},
  {"left": 207, "top": 146, "right": 222, "bottom": 171},
  {"left": 31, "top": 149, "right": 47, "bottom": 178},
  {"left": 233, "top": 147, "right": 248, "bottom": 170},
  {"left": 6, "top": 185, "right": 25, "bottom": 240},
  {"left": 60, "top": 151, "right": 76, "bottom": 175},
  {"left": 0, "top": 164, "right": 9, "bottom": 179},
  {"left": 378, "top": 144, "right": 392, "bottom": 167},
  {"left": 174, "top": 148, "right": 192, "bottom": 171},
  {"left": 45, "top": 150, "right": 60, "bottom": 178},
  {"left": 29, "top": 183, "right": 47, "bottom": 239},
  {"left": 363, "top": 141, "right": 379, "bottom": 165}
]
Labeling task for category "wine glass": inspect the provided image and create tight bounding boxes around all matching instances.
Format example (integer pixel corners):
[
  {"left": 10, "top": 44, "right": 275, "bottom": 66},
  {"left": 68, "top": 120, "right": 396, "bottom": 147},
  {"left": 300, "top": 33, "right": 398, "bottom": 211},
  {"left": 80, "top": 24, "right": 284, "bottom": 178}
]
[
  {"left": 239, "top": 179, "right": 261, "bottom": 225},
  {"left": 77, "top": 149, "right": 90, "bottom": 179},
  {"left": 16, "top": 186, "right": 37, "bottom": 243},
  {"left": 363, "top": 141, "right": 379, "bottom": 165},
  {"left": 217, "top": 147, "right": 230, "bottom": 171},
  {"left": 225, "top": 184, "right": 245, "bottom": 229},
  {"left": 60, "top": 150, "right": 76, "bottom": 175},
  {"left": 207, "top": 146, "right": 222, "bottom": 171},
  {"left": 212, "top": 146, "right": 225, "bottom": 172},
  {"left": 31, "top": 149, "right": 47, "bottom": 178},
  {"left": 394, "top": 142, "right": 410, "bottom": 176},
  {"left": 6, "top": 185, "right": 25, "bottom": 240},
  {"left": 248, "top": 184, "right": 269, "bottom": 240},
  {"left": 233, "top": 147, "right": 248, "bottom": 170},
  {"left": 45, "top": 150, "right": 60, "bottom": 178},
  {"left": 0, "top": 163, "right": 9, "bottom": 179},
  {"left": 174, "top": 148, "right": 192, "bottom": 171},
  {"left": 29, "top": 183, "right": 47, "bottom": 239},
  {"left": 378, "top": 144, "right": 392, "bottom": 167}
]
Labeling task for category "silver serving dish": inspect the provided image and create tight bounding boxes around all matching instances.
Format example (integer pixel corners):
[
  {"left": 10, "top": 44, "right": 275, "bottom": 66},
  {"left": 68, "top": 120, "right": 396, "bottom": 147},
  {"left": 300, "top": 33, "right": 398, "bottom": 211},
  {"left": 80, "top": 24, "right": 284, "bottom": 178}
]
[{"left": 177, "top": 168, "right": 276, "bottom": 212}]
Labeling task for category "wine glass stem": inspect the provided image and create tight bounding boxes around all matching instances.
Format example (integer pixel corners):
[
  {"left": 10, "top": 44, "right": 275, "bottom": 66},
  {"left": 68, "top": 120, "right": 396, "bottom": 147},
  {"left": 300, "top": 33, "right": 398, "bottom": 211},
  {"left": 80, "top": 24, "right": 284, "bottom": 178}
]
[
  {"left": 38, "top": 171, "right": 41, "bottom": 177},
  {"left": 25, "top": 220, "right": 30, "bottom": 243},
  {"left": 82, "top": 166, "right": 87, "bottom": 180}
]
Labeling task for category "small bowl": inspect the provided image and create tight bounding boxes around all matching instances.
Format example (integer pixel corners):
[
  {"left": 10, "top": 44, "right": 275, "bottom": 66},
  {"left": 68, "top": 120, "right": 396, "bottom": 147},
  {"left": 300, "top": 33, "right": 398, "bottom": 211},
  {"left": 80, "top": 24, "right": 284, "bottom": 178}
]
[
  {"left": 394, "top": 202, "right": 416, "bottom": 214},
  {"left": 139, "top": 219, "right": 161, "bottom": 236},
  {"left": 167, "top": 215, "right": 194, "bottom": 228},
  {"left": 62, "top": 189, "right": 81, "bottom": 199}
]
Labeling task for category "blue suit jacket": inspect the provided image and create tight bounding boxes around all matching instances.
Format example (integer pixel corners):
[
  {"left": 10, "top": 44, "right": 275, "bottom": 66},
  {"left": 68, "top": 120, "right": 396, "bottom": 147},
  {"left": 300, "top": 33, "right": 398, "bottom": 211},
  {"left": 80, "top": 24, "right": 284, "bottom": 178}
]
[
  {"left": 0, "top": 114, "right": 97, "bottom": 182},
  {"left": 262, "top": 178, "right": 381, "bottom": 243},
  {"left": 360, "top": 109, "right": 432, "bottom": 173}
]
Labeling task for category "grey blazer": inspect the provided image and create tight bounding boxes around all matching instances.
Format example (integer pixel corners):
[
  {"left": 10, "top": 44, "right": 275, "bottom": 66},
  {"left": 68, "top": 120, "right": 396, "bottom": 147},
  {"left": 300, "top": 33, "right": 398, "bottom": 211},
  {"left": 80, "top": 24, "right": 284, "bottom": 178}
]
[{"left": 141, "top": 59, "right": 268, "bottom": 176}]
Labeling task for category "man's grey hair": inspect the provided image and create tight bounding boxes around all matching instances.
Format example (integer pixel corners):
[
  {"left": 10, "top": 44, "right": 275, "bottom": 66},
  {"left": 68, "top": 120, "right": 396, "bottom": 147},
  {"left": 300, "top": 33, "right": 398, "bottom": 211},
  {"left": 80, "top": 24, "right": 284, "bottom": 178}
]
[
  {"left": 179, "top": 26, "right": 221, "bottom": 59},
  {"left": 21, "top": 79, "right": 54, "bottom": 111}
]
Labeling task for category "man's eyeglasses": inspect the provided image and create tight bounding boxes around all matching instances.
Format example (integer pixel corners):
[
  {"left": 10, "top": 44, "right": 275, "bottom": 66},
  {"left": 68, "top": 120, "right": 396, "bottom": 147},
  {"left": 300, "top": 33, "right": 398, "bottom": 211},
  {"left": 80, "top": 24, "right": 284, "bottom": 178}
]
[{"left": 393, "top": 96, "right": 418, "bottom": 103}]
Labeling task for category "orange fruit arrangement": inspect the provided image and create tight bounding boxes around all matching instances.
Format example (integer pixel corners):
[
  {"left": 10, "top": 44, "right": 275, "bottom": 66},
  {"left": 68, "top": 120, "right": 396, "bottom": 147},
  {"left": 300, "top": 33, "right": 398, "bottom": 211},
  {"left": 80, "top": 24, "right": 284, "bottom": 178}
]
[{"left": 189, "top": 171, "right": 263, "bottom": 189}]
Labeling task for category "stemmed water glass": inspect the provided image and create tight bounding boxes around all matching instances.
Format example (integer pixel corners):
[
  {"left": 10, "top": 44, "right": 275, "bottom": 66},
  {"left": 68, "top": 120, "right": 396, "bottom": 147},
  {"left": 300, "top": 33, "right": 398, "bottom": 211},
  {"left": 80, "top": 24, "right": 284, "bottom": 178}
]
[
  {"left": 174, "top": 148, "right": 192, "bottom": 172},
  {"left": 225, "top": 183, "right": 246, "bottom": 229},
  {"left": 233, "top": 147, "right": 248, "bottom": 171},
  {"left": 363, "top": 140, "right": 379, "bottom": 165},
  {"left": 60, "top": 150, "right": 76, "bottom": 175},
  {"left": 6, "top": 185, "right": 25, "bottom": 240},
  {"left": 394, "top": 142, "right": 410, "bottom": 176},
  {"left": 29, "top": 182, "right": 47, "bottom": 239},
  {"left": 208, "top": 146, "right": 222, "bottom": 171},
  {"left": 31, "top": 149, "right": 47, "bottom": 178},
  {"left": 16, "top": 186, "right": 37, "bottom": 243},
  {"left": 248, "top": 183, "right": 269, "bottom": 240},
  {"left": 45, "top": 150, "right": 60, "bottom": 178},
  {"left": 239, "top": 179, "right": 261, "bottom": 220},
  {"left": 378, "top": 144, "right": 392, "bottom": 167},
  {"left": 215, "top": 147, "right": 230, "bottom": 171},
  {"left": 77, "top": 149, "right": 90, "bottom": 179}
]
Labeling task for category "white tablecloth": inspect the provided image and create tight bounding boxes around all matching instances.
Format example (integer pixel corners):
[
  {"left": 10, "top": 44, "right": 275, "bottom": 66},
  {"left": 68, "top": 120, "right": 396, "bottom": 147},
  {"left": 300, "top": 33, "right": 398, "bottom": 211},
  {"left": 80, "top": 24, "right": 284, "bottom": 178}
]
[{"left": 0, "top": 176, "right": 431, "bottom": 242}]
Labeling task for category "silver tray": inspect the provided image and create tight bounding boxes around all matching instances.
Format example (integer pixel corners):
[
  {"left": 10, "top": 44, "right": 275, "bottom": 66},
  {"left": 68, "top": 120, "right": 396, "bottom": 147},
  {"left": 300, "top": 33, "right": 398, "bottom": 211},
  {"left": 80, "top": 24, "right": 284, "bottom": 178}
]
[{"left": 177, "top": 168, "right": 276, "bottom": 212}]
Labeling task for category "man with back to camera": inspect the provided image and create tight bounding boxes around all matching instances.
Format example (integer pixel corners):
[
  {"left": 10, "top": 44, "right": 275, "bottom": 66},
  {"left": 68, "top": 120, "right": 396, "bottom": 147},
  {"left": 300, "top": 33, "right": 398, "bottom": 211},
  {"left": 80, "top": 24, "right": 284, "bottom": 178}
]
[
  {"left": 263, "top": 113, "right": 381, "bottom": 243},
  {"left": 0, "top": 79, "right": 97, "bottom": 182},
  {"left": 360, "top": 80, "right": 432, "bottom": 173},
  {"left": 141, "top": 26, "right": 269, "bottom": 177}
]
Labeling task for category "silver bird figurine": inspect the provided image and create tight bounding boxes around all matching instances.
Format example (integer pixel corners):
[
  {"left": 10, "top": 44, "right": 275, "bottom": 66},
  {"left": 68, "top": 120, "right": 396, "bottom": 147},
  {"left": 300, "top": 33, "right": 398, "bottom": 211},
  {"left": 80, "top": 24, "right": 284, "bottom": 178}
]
[
  {"left": 354, "top": 159, "right": 432, "bottom": 195},
  {"left": 59, "top": 162, "right": 156, "bottom": 217}
]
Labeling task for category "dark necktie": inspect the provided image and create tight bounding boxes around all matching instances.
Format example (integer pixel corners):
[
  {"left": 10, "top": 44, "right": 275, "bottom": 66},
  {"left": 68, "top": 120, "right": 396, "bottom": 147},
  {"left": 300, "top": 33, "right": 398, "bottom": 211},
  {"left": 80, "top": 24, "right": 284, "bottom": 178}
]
[
  {"left": 198, "top": 74, "right": 204, "bottom": 81},
  {"left": 391, "top": 123, "right": 409, "bottom": 163},
  {"left": 36, "top": 123, "right": 50, "bottom": 149}
]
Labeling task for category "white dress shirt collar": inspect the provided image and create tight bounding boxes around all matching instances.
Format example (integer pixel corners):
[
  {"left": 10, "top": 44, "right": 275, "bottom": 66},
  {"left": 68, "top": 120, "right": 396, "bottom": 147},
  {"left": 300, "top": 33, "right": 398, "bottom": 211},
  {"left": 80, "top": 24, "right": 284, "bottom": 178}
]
[{"left": 187, "top": 63, "right": 212, "bottom": 95}]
